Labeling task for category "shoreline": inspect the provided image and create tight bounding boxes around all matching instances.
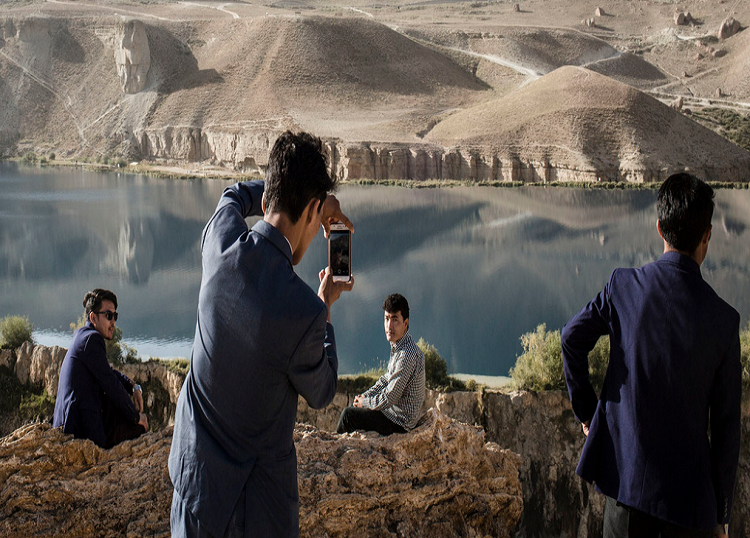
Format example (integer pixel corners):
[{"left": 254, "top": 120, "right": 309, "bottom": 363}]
[{"left": 4, "top": 158, "right": 749, "bottom": 190}]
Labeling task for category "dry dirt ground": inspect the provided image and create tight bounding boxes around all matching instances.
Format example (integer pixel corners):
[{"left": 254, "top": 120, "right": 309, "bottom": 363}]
[{"left": 1, "top": 0, "right": 749, "bottom": 180}]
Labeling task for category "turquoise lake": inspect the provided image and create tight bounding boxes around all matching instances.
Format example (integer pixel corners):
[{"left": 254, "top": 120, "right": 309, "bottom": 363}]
[{"left": 1, "top": 162, "right": 748, "bottom": 376}]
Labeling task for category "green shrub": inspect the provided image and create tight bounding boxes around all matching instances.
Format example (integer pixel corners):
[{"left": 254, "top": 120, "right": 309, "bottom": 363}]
[
  {"left": 0, "top": 315, "right": 33, "bottom": 350},
  {"left": 117, "top": 158, "right": 127, "bottom": 168},
  {"left": 741, "top": 323, "right": 750, "bottom": 389},
  {"left": 21, "top": 151, "right": 37, "bottom": 164},
  {"left": 509, "top": 324, "right": 565, "bottom": 391},
  {"left": 48, "top": 152, "right": 55, "bottom": 161},
  {"left": 509, "top": 323, "right": 610, "bottom": 392},
  {"left": 419, "top": 338, "right": 448, "bottom": 388},
  {"left": 417, "top": 338, "right": 467, "bottom": 391},
  {"left": 70, "top": 315, "right": 139, "bottom": 366},
  {"left": 587, "top": 335, "right": 611, "bottom": 393}
]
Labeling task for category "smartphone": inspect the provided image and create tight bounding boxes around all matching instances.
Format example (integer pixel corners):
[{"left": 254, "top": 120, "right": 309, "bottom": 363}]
[{"left": 328, "top": 223, "right": 351, "bottom": 282}]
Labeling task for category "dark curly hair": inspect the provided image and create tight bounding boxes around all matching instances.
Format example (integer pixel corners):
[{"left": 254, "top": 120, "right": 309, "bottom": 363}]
[
  {"left": 263, "top": 131, "right": 336, "bottom": 223},
  {"left": 383, "top": 293, "right": 409, "bottom": 321}
]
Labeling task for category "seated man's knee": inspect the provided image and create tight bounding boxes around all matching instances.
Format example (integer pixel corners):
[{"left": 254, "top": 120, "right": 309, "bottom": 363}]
[{"left": 336, "top": 406, "right": 352, "bottom": 433}]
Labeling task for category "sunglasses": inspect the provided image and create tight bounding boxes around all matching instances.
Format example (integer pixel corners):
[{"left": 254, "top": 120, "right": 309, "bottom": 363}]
[{"left": 95, "top": 310, "right": 119, "bottom": 322}]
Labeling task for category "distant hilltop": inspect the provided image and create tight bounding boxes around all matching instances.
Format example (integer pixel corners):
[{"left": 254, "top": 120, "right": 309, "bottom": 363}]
[{"left": 1, "top": 1, "right": 750, "bottom": 183}]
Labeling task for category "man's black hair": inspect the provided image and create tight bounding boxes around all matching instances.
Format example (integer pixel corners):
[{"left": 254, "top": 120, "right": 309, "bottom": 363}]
[
  {"left": 383, "top": 293, "right": 409, "bottom": 321},
  {"left": 263, "top": 131, "right": 336, "bottom": 223},
  {"left": 83, "top": 289, "right": 118, "bottom": 317},
  {"left": 657, "top": 173, "right": 714, "bottom": 254}
]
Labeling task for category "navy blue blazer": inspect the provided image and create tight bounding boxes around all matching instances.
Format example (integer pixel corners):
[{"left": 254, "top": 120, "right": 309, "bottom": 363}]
[
  {"left": 562, "top": 251, "right": 741, "bottom": 530},
  {"left": 169, "top": 181, "right": 338, "bottom": 538},
  {"left": 53, "top": 322, "right": 138, "bottom": 447}
]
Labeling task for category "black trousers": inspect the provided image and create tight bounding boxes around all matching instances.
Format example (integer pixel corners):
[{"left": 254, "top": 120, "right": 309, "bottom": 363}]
[
  {"left": 102, "top": 397, "right": 145, "bottom": 449},
  {"left": 603, "top": 496, "right": 714, "bottom": 538},
  {"left": 336, "top": 406, "right": 407, "bottom": 436}
]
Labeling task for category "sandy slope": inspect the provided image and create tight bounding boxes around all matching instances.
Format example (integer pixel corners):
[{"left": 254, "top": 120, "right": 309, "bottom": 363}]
[
  {"left": 1, "top": 0, "right": 749, "bottom": 179},
  {"left": 426, "top": 66, "right": 750, "bottom": 178}
]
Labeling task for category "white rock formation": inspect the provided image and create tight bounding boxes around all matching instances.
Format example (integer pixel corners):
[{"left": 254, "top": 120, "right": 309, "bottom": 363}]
[{"left": 114, "top": 19, "right": 151, "bottom": 94}]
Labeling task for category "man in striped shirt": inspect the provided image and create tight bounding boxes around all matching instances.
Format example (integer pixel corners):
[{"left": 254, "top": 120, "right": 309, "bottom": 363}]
[{"left": 337, "top": 293, "right": 425, "bottom": 435}]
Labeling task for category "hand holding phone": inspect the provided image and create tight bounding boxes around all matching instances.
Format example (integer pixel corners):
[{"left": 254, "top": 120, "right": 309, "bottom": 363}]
[{"left": 328, "top": 222, "right": 351, "bottom": 282}]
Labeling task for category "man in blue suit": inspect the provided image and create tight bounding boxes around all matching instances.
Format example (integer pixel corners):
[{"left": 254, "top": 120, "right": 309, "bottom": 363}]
[
  {"left": 562, "top": 173, "right": 741, "bottom": 538},
  {"left": 53, "top": 288, "right": 149, "bottom": 448},
  {"left": 169, "top": 131, "right": 355, "bottom": 538}
]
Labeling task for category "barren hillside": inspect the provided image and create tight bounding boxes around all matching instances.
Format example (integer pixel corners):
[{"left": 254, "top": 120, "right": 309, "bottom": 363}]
[
  {"left": 426, "top": 66, "right": 750, "bottom": 182},
  {"left": 1, "top": 0, "right": 749, "bottom": 182}
]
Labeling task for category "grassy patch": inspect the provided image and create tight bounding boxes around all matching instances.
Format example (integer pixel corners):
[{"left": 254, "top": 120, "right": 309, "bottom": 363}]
[
  {"left": 150, "top": 357, "right": 190, "bottom": 377},
  {"left": 691, "top": 108, "right": 750, "bottom": 154},
  {"left": 0, "top": 369, "right": 55, "bottom": 437},
  {"left": 338, "top": 374, "right": 382, "bottom": 395}
]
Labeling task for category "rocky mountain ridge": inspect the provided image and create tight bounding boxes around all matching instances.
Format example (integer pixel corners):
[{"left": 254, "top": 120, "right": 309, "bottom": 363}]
[{"left": 2, "top": 4, "right": 750, "bottom": 182}]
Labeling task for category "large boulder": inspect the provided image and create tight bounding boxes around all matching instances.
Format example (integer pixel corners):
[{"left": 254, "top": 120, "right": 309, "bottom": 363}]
[
  {"left": 718, "top": 17, "right": 742, "bottom": 40},
  {"left": 0, "top": 412, "right": 523, "bottom": 537},
  {"left": 13, "top": 342, "right": 67, "bottom": 397},
  {"left": 297, "top": 410, "right": 523, "bottom": 537},
  {"left": 114, "top": 19, "right": 151, "bottom": 93}
]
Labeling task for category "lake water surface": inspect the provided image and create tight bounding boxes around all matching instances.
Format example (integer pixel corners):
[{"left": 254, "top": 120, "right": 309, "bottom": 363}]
[{"left": 1, "top": 162, "right": 749, "bottom": 376}]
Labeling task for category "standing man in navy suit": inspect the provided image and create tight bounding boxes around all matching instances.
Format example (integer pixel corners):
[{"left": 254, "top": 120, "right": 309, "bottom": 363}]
[
  {"left": 562, "top": 173, "right": 741, "bottom": 538},
  {"left": 53, "top": 288, "right": 149, "bottom": 448},
  {"left": 169, "top": 131, "right": 355, "bottom": 538}
]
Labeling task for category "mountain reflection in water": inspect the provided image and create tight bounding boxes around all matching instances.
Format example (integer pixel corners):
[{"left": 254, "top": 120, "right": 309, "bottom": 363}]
[{"left": 1, "top": 163, "right": 748, "bottom": 376}]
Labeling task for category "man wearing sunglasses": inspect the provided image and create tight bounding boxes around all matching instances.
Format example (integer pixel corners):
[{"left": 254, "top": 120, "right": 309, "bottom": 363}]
[{"left": 53, "top": 288, "right": 149, "bottom": 448}]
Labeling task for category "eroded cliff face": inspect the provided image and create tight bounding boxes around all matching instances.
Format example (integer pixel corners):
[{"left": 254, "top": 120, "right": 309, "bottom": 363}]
[
  {"left": 2, "top": 12, "right": 748, "bottom": 183},
  {"left": 0, "top": 413, "right": 522, "bottom": 537},
  {"left": 131, "top": 128, "right": 679, "bottom": 183}
]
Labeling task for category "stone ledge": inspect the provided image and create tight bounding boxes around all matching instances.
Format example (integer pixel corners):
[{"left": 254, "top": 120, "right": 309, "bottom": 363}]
[{"left": 0, "top": 410, "right": 522, "bottom": 538}]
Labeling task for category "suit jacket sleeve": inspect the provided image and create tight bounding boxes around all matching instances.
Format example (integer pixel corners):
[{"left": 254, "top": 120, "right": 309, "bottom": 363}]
[
  {"left": 202, "top": 181, "right": 264, "bottom": 252},
  {"left": 289, "top": 315, "right": 338, "bottom": 410},
  {"left": 709, "top": 321, "right": 742, "bottom": 525},
  {"left": 114, "top": 369, "right": 134, "bottom": 393},
  {"left": 82, "top": 333, "right": 139, "bottom": 423},
  {"left": 561, "top": 272, "right": 614, "bottom": 424}
]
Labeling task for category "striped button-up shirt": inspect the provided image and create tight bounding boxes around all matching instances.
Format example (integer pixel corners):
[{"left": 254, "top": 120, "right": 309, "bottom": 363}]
[{"left": 360, "top": 330, "right": 425, "bottom": 430}]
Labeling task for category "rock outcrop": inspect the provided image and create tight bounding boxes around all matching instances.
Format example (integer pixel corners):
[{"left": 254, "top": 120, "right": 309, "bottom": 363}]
[
  {"left": 674, "top": 12, "right": 693, "bottom": 26},
  {"left": 0, "top": 413, "right": 523, "bottom": 538},
  {"left": 114, "top": 19, "right": 150, "bottom": 93},
  {"left": 300, "top": 389, "right": 750, "bottom": 538},
  {"left": 5, "top": 344, "right": 750, "bottom": 537},
  {"left": 297, "top": 410, "right": 522, "bottom": 537},
  {"left": 718, "top": 17, "right": 742, "bottom": 40}
]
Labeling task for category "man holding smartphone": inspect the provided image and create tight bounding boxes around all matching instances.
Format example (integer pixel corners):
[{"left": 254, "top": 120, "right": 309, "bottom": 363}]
[
  {"left": 169, "top": 131, "right": 354, "bottom": 538},
  {"left": 337, "top": 293, "right": 425, "bottom": 436}
]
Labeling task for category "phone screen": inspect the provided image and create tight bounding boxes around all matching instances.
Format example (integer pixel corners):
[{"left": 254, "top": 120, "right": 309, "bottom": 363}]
[{"left": 329, "top": 229, "right": 351, "bottom": 280}]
